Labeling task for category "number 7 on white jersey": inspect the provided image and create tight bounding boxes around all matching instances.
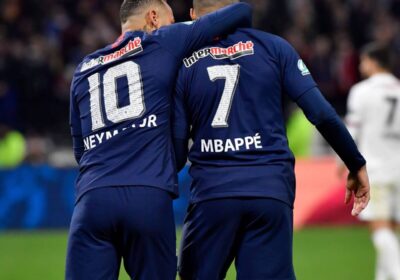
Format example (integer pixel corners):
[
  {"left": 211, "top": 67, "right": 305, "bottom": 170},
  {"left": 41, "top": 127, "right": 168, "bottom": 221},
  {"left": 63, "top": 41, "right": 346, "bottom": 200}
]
[{"left": 207, "top": 64, "right": 241, "bottom": 128}]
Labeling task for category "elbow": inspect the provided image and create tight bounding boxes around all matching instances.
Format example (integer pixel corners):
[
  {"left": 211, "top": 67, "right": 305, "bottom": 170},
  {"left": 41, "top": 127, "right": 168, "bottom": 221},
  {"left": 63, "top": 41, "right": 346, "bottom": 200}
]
[
  {"left": 313, "top": 108, "right": 338, "bottom": 127},
  {"left": 74, "top": 152, "right": 83, "bottom": 164},
  {"left": 173, "top": 138, "right": 189, "bottom": 172},
  {"left": 297, "top": 87, "right": 339, "bottom": 126}
]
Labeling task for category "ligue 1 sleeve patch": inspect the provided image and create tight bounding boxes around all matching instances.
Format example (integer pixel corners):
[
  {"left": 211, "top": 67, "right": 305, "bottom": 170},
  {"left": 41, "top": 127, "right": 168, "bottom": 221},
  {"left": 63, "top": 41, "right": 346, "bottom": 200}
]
[{"left": 297, "top": 59, "right": 310, "bottom": 76}]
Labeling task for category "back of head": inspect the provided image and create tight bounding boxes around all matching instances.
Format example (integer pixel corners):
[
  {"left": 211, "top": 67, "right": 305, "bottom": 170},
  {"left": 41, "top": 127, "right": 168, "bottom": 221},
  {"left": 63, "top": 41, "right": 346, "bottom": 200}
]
[
  {"left": 120, "top": 0, "right": 166, "bottom": 24},
  {"left": 120, "top": 0, "right": 174, "bottom": 33},
  {"left": 361, "top": 43, "right": 392, "bottom": 71},
  {"left": 192, "top": 0, "right": 239, "bottom": 18}
]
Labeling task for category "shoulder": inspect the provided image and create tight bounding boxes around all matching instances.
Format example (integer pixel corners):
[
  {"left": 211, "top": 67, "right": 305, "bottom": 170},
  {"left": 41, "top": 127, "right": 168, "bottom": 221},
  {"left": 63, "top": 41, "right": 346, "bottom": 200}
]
[
  {"left": 73, "top": 46, "right": 108, "bottom": 80},
  {"left": 240, "top": 30, "right": 298, "bottom": 60},
  {"left": 152, "top": 22, "right": 193, "bottom": 39},
  {"left": 70, "top": 45, "right": 108, "bottom": 94},
  {"left": 235, "top": 28, "right": 287, "bottom": 46},
  {"left": 349, "top": 79, "right": 373, "bottom": 96},
  {"left": 348, "top": 79, "right": 373, "bottom": 107}
]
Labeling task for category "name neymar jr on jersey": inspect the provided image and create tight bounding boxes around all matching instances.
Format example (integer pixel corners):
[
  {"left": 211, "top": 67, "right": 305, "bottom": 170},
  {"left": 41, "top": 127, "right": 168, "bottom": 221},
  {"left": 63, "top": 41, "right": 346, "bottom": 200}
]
[
  {"left": 183, "top": 41, "right": 255, "bottom": 68},
  {"left": 83, "top": 115, "right": 158, "bottom": 151}
]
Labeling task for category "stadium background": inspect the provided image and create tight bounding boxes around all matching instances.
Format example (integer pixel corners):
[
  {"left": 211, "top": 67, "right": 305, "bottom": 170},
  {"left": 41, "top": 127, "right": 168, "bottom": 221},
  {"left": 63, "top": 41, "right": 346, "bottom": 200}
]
[{"left": 0, "top": 0, "right": 399, "bottom": 279}]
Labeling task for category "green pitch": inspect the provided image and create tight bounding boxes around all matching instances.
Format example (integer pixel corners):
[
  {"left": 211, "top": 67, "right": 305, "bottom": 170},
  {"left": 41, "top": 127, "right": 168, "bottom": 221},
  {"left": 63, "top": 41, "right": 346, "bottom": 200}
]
[{"left": 0, "top": 227, "right": 374, "bottom": 280}]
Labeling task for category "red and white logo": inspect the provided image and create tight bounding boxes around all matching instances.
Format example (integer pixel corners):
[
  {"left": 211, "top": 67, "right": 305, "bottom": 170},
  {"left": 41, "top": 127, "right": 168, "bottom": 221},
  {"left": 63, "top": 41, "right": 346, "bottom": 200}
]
[
  {"left": 183, "top": 41, "right": 255, "bottom": 68},
  {"left": 81, "top": 37, "right": 143, "bottom": 72}
]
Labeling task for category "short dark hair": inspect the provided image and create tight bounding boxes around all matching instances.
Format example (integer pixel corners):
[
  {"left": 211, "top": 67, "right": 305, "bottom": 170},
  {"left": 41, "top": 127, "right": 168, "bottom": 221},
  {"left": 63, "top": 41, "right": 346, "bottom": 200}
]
[
  {"left": 120, "top": 0, "right": 165, "bottom": 23},
  {"left": 361, "top": 43, "right": 393, "bottom": 70},
  {"left": 193, "top": 0, "right": 238, "bottom": 12}
]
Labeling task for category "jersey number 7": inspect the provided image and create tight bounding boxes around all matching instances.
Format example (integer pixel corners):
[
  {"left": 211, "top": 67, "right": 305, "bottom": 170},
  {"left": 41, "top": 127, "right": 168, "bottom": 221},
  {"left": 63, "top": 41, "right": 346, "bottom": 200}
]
[
  {"left": 386, "top": 97, "right": 398, "bottom": 127},
  {"left": 207, "top": 64, "right": 240, "bottom": 128}
]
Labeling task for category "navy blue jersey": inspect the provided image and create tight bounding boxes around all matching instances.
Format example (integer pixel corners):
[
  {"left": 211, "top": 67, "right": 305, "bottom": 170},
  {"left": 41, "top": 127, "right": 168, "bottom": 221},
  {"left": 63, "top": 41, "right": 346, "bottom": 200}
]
[
  {"left": 69, "top": 3, "right": 252, "bottom": 201},
  {"left": 174, "top": 29, "right": 317, "bottom": 206}
]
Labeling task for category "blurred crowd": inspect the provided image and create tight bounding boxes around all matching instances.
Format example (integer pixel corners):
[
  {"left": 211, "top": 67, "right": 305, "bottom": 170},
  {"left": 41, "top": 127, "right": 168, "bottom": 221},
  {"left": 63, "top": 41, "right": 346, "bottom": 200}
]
[{"left": 0, "top": 0, "right": 399, "bottom": 166}]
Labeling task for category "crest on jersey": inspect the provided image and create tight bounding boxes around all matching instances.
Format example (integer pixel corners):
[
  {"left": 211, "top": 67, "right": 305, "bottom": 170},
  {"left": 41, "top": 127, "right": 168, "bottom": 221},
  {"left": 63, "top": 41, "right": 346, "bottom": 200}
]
[
  {"left": 183, "top": 41, "right": 255, "bottom": 68},
  {"left": 298, "top": 59, "right": 310, "bottom": 76},
  {"left": 81, "top": 37, "right": 143, "bottom": 72}
]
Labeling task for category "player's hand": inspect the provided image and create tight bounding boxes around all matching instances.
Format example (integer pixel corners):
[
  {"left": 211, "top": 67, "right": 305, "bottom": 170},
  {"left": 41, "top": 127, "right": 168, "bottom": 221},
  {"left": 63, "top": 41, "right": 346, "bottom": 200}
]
[{"left": 345, "top": 165, "right": 370, "bottom": 217}]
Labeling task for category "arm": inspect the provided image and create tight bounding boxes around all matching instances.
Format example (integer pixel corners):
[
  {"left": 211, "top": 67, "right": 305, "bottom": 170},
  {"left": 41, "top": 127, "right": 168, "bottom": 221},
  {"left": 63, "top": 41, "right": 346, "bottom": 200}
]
[
  {"left": 280, "top": 38, "right": 369, "bottom": 216},
  {"left": 280, "top": 37, "right": 366, "bottom": 171},
  {"left": 172, "top": 71, "right": 190, "bottom": 172},
  {"left": 296, "top": 88, "right": 365, "bottom": 173},
  {"left": 161, "top": 2, "right": 252, "bottom": 58},
  {"left": 70, "top": 84, "right": 84, "bottom": 164},
  {"left": 188, "top": 2, "right": 252, "bottom": 50}
]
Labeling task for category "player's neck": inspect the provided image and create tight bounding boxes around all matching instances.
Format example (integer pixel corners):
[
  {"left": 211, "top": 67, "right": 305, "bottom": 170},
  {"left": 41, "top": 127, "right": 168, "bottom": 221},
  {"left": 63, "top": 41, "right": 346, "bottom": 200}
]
[
  {"left": 121, "top": 18, "right": 155, "bottom": 34},
  {"left": 370, "top": 69, "right": 391, "bottom": 78}
]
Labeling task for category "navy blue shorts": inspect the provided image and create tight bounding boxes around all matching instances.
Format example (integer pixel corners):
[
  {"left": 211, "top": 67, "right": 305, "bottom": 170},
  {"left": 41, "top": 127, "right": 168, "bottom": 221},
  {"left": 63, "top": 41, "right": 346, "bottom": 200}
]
[
  {"left": 179, "top": 198, "right": 295, "bottom": 280},
  {"left": 65, "top": 186, "right": 176, "bottom": 280}
]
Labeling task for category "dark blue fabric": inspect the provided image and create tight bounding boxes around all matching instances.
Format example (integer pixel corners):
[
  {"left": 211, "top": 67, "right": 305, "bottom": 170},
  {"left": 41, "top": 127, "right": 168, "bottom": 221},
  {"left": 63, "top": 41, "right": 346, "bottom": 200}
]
[
  {"left": 65, "top": 186, "right": 176, "bottom": 280},
  {"left": 173, "top": 138, "right": 188, "bottom": 171},
  {"left": 179, "top": 198, "right": 295, "bottom": 280},
  {"left": 69, "top": 3, "right": 252, "bottom": 202},
  {"left": 296, "top": 87, "right": 366, "bottom": 172},
  {"left": 173, "top": 29, "right": 317, "bottom": 206}
]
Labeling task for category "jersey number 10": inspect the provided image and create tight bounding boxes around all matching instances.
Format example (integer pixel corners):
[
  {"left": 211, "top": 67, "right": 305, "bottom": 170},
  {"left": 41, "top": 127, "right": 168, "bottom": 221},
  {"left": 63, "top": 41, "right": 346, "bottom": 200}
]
[{"left": 87, "top": 61, "right": 146, "bottom": 132}]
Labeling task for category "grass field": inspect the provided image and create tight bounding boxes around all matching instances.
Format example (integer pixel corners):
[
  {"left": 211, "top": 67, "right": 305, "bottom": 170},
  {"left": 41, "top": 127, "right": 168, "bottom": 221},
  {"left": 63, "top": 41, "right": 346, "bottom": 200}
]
[{"left": 0, "top": 227, "right": 374, "bottom": 280}]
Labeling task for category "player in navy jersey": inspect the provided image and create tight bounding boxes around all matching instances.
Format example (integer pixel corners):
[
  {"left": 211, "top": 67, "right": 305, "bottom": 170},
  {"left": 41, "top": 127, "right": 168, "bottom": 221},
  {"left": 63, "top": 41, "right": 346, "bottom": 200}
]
[
  {"left": 67, "top": 0, "right": 252, "bottom": 279},
  {"left": 173, "top": 1, "right": 370, "bottom": 279}
]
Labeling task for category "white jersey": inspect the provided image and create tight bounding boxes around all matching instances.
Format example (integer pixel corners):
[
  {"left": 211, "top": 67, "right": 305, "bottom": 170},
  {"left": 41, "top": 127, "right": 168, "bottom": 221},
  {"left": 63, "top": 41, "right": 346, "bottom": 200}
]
[{"left": 346, "top": 73, "right": 400, "bottom": 184}]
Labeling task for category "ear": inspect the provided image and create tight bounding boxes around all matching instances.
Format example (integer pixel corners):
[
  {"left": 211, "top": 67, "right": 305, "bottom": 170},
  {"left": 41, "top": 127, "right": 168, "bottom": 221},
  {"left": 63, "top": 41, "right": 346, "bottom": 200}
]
[
  {"left": 190, "top": 8, "right": 197, "bottom": 20},
  {"left": 145, "top": 9, "right": 160, "bottom": 31}
]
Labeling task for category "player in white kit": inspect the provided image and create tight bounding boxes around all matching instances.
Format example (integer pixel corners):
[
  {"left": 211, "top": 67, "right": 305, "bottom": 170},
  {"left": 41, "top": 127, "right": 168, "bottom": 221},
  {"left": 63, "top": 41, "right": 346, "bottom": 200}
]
[{"left": 346, "top": 43, "right": 400, "bottom": 280}]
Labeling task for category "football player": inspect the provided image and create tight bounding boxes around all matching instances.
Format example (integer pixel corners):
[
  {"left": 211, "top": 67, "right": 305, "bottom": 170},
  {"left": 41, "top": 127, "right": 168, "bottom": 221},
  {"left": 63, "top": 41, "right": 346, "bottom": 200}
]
[
  {"left": 347, "top": 43, "right": 400, "bottom": 280},
  {"left": 173, "top": 1, "right": 370, "bottom": 279}
]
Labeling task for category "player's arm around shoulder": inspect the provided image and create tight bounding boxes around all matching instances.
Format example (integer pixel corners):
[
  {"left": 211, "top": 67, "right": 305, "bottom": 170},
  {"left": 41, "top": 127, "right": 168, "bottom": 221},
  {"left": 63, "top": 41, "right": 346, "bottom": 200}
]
[{"left": 156, "top": 2, "right": 252, "bottom": 58}]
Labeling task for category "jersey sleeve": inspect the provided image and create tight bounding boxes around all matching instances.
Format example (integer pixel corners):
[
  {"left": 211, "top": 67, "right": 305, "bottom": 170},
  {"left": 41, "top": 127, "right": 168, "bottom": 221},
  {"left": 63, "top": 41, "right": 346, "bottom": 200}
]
[
  {"left": 297, "top": 87, "right": 366, "bottom": 172},
  {"left": 160, "top": 2, "right": 252, "bottom": 58},
  {"left": 279, "top": 38, "right": 317, "bottom": 101},
  {"left": 70, "top": 79, "right": 84, "bottom": 164},
  {"left": 345, "top": 86, "right": 364, "bottom": 141}
]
